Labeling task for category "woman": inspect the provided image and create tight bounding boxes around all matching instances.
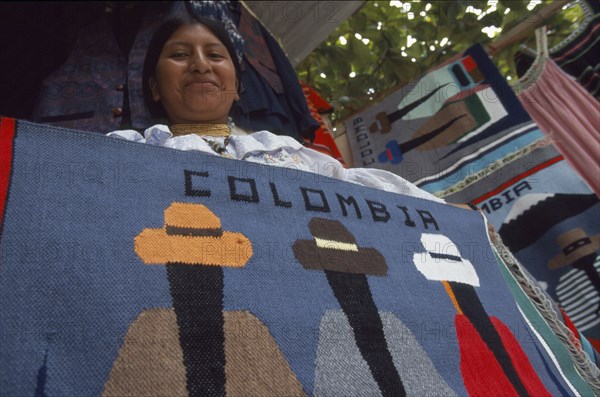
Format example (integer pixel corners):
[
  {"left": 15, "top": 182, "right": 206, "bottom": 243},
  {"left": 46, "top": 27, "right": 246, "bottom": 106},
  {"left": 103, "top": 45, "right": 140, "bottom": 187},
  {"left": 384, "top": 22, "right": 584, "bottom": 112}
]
[{"left": 108, "top": 15, "right": 446, "bottom": 204}]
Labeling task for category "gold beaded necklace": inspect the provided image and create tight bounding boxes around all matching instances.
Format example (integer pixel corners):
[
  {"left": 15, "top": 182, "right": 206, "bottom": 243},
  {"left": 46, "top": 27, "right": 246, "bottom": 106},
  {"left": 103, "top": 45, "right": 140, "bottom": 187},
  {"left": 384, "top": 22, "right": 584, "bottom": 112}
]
[
  {"left": 170, "top": 123, "right": 231, "bottom": 155},
  {"left": 170, "top": 123, "right": 230, "bottom": 137}
]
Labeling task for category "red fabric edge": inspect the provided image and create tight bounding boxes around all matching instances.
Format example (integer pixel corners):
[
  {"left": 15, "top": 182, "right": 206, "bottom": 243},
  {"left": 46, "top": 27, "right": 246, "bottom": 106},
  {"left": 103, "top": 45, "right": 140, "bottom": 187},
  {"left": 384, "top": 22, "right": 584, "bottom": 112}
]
[{"left": 0, "top": 117, "right": 16, "bottom": 230}]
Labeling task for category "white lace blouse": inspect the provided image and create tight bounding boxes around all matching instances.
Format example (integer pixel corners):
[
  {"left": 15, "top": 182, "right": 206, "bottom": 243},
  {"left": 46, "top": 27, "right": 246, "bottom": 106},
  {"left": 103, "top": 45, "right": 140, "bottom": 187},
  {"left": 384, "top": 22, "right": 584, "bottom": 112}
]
[{"left": 107, "top": 124, "right": 445, "bottom": 203}]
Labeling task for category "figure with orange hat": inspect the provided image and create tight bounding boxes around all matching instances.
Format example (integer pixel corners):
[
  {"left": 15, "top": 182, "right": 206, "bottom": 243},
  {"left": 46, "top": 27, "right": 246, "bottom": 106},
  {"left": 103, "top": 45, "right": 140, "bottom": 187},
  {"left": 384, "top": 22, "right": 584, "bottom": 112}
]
[
  {"left": 135, "top": 202, "right": 251, "bottom": 395},
  {"left": 103, "top": 203, "right": 306, "bottom": 397}
]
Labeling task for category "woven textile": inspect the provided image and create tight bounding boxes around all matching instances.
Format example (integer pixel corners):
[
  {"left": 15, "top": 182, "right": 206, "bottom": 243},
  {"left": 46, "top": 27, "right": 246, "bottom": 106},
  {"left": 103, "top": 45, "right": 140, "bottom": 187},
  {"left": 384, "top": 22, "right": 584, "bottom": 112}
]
[
  {"left": 446, "top": 152, "right": 600, "bottom": 351},
  {"left": 515, "top": 27, "right": 600, "bottom": 196},
  {"left": 345, "top": 43, "right": 600, "bottom": 349},
  {"left": 514, "top": 0, "right": 600, "bottom": 101},
  {"left": 518, "top": 59, "right": 600, "bottom": 195},
  {"left": 0, "top": 118, "right": 592, "bottom": 396},
  {"left": 300, "top": 81, "right": 345, "bottom": 165},
  {"left": 345, "top": 44, "right": 535, "bottom": 190}
]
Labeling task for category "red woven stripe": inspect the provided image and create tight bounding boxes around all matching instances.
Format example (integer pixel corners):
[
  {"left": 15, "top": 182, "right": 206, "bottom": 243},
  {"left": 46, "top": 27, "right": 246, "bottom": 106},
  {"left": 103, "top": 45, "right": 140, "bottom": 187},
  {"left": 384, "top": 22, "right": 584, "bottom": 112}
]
[
  {"left": 491, "top": 317, "right": 551, "bottom": 396},
  {"left": 456, "top": 314, "right": 518, "bottom": 396},
  {"left": 0, "top": 117, "right": 16, "bottom": 229},
  {"left": 472, "top": 155, "right": 564, "bottom": 205}
]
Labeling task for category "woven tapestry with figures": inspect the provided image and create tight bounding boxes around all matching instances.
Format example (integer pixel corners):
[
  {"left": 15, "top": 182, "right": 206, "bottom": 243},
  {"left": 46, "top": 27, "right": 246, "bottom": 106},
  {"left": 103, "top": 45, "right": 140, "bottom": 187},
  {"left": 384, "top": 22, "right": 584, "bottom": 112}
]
[
  {"left": 0, "top": 117, "right": 593, "bottom": 396},
  {"left": 344, "top": 43, "right": 600, "bottom": 349}
]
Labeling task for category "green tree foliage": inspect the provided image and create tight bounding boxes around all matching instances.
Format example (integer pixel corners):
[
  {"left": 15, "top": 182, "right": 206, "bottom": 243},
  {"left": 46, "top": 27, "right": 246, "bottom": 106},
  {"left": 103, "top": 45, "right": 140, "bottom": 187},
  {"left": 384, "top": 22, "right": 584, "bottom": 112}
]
[{"left": 296, "top": 0, "right": 585, "bottom": 130}]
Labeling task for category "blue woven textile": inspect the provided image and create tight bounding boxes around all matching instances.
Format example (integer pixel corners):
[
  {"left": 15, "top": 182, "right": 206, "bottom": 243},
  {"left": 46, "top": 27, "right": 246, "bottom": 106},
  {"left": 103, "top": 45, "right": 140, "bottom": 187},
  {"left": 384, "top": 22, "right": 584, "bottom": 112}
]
[
  {"left": 0, "top": 118, "right": 586, "bottom": 396},
  {"left": 345, "top": 42, "right": 600, "bottom": 350}
]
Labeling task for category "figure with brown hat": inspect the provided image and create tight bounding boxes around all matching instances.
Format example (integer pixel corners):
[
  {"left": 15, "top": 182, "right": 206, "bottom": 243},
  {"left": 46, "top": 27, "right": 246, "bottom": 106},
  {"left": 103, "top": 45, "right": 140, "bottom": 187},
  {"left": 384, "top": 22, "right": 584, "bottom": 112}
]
[{"left": 293, "top": 217, "right": 402, "bottom": 396}]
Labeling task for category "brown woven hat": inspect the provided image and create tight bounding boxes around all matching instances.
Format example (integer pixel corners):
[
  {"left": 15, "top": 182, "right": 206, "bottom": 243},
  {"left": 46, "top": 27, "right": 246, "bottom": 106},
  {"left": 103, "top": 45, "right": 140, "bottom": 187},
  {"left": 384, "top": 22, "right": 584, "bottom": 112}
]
[
  {"left": 293, "top": 218, "right": 387, "bottom": 276},
  {"left": 548, "top": 228, "right": 600, "bottom": 270}
]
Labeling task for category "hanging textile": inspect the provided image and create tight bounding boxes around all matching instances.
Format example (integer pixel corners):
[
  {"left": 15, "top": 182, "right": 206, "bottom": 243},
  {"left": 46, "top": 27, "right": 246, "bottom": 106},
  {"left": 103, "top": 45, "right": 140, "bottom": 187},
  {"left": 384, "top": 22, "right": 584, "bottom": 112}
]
[
  {"left": 516, "top": 27, "right": 600, "bottom": 197},
  {"left": 514, "top": 0, "right": 600, "bottom": 101},
  {"left": 184, "top": 0, "right": 245, "bottom": 63},
  {"left": 345, "top": 44, "right": 531, "bottom": 186},
  {"left": 300, "top": 81, "right": 345, "bottom": 165},
  {"left": 29, "top": 2, "right": 174, "bottom": 133},
  {"left": 237, "top": 2, "right": 282, "bottom": 93},
  {"left": 345, "top": 43, "right": 600, "bottom": 348},
  {"left": 2, "top": 116, "right": 596, "bottom": 396},
  {"left": 27, "top": 0, "right": 246, "bottom": 133},
  {"left": 229, "top": 3, "right": 320, "bottom": 142}
]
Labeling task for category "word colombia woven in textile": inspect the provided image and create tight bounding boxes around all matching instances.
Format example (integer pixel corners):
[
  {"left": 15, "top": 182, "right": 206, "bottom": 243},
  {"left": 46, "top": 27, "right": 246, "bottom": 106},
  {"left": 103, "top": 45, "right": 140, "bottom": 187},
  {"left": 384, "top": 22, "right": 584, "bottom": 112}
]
[{"left": 0, "top": 117, "right": 591, "bottom": 396}]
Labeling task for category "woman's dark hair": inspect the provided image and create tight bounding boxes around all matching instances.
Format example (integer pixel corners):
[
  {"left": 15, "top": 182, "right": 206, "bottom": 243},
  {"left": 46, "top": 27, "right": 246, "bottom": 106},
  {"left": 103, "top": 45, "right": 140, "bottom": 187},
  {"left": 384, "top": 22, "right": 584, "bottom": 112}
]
[{"left": 142, "top": 15, "right": 241, "bottom": 119}]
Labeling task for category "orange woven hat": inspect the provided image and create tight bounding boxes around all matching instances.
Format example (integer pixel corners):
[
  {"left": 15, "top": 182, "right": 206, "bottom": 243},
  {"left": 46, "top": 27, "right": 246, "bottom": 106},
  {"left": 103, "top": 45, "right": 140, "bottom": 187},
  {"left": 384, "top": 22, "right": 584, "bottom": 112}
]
[{"left": 135, "top": 202, "right": 252, "bottom": 267}]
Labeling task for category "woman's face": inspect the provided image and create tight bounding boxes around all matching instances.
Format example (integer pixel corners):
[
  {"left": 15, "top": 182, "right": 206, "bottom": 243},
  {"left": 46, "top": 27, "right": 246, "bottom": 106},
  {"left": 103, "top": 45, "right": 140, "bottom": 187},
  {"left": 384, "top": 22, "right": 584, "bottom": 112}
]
[{"left": 149, "top": 23, "right": 239, "bottom": 124}]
